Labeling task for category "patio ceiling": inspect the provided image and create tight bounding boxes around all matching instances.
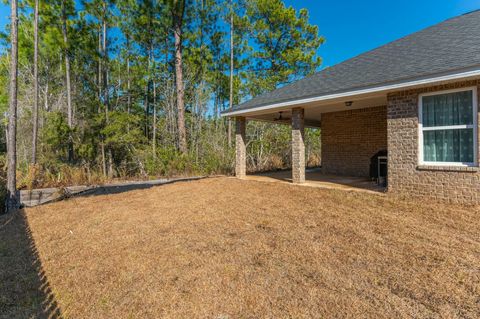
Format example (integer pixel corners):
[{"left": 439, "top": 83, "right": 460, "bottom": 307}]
[{"left": 242, "top": 94, "right": 387, "bottom": 128}]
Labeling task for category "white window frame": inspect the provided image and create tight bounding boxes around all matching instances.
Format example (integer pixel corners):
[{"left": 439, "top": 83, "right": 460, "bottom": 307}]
[{"left": 418, "top": 86, "right": 478, "bottom": 167}]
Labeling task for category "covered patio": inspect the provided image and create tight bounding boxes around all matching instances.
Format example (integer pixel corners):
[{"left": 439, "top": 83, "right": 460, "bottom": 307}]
[
  {"left": 247, "top": 168, "right": 385, "bottom": 194},
  {"left": 227, "top": 92, "right": 388, "bottom": 193}
]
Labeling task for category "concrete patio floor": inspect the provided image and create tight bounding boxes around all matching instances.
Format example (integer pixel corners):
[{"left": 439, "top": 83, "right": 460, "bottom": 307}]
[{"left": 247, "top": 168, "right": 385, "bottom": 194}]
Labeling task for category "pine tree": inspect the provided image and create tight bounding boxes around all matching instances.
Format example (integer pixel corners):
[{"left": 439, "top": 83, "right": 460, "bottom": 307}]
[
  {"left": 243, "top": 0, "right": 324, "bottom": 96},
  {"left": 31, "top": 0, "right": 40, "bottom": 164},
  {"left": 170, "top": 0, "right": 187, "bottom": 154},
  {"left": 7, "top": 0, "right": 20, "bottom": 212}
]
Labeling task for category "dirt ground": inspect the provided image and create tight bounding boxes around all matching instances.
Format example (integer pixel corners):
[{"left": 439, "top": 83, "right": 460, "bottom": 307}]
[{"left": 1, "top": 177, "right": 479, "bottom": 318}]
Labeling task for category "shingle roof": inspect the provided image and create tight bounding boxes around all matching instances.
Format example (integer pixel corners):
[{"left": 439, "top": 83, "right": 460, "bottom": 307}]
[{"left": 229, "top": 10, "right": 480, "bottom": 113}]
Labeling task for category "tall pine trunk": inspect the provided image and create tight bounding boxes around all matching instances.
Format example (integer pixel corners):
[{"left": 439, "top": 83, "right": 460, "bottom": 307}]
[
  {"left": 102, "top": 2, "right": 113, "bottom": 178},
  {"left": 143, "top": 77, "right": 149, "bottom": 137},
  {"left": 152, "top": 77, "right": 157, "bottom": 158},
  {"left": 126, "top": 36, "right": 131, "bottom": 114},
  {"left": 7, "top": 0, "right": 19, "bottom": 212},
  {"left": 102, "top": 5, "right": 109, "bottom": 120},
  {"left": 173, "top": 0, "right": 187, "bottom": 154},
  {"left": 97, "top": 27, "right": 107, "bottom": 177},
  {"left": 61, "top": 0, "right": 73, "bottom": 162},
  {"left": 97, "top": 27, "right": 102, "bottom": 108},
  {"left": 228, "top": 3, "right": 234, "bottom": 147},
  {"left": 31, "top": 0, "right": 39, "bottom": 164},
  {"left": 144, "top": 46, "right": 151, "bottom": 138}
]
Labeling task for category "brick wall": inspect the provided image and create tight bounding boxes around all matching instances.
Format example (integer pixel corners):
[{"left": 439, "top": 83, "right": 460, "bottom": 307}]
[
  {"left": 321, "top": 106, "right": 387, "bottom": 177},
  {"left": 387, "top": 80, "right": 480, "bottom": 204}
]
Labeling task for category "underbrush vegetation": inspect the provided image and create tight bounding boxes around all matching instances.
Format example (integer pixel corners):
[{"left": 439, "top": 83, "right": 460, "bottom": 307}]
[{"left": 13, "top": 116, "right": 321, "bottom": 189}]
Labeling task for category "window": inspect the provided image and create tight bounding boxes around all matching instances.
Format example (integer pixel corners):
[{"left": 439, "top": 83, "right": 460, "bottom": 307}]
[{"left": 419, "top": 87, "right": 477, "bottom": 166}]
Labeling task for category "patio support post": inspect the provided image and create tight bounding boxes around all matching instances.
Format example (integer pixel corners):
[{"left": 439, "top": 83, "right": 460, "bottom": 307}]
[
  {"left": 291, "top": 107, "right": 305, "bottom": 184},
  {"left": 235, "top": 116, "right": 247, "bottom": 178}
]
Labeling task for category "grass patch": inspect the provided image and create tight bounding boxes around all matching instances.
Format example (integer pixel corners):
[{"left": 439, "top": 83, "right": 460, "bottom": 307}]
[{"left": 7, "top": 177, "right": 480, "bottom": 318}]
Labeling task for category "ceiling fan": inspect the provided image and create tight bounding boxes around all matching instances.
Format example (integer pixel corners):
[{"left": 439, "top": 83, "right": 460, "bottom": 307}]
[{"left": 274, "top": 111, "right": 290, "bottom": 121}]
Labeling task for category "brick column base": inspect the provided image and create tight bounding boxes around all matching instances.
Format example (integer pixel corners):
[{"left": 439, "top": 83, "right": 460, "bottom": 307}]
[
  {"left": 235, "top": 117, "right": 246, "bottom": 178},
  {"left": 292, "top": 108, "right": 305, "bottom": 183}
]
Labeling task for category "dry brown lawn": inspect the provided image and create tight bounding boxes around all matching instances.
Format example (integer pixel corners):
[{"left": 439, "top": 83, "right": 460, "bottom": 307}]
[{"left": 1, "top": 177, "right": 480, "bottom": 318}]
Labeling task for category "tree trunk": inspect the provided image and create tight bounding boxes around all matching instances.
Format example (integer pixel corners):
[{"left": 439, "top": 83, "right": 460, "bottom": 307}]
[
  {"left": 144, "top": 46, "right": 152, "bottom": 138},
  {"left": 108, "top": 151, "right": 113, "bottom": 178},
  {"left": 44, "top": 72, "right": 49, "bottom": 111},
  {"left": 31, "top": 0, "right": 39, "bottom": 164},
  {"left": 97, "top": 28, "right": 102, "bottom": 111},
  {"left": 102, "top": 1, "right": 113, "bottom": 178},
  {"left": 126, "top": 36, "right": 131, "bottom": 133},
  {"left": 126, "top": 36, "right": 131, "bottom": 114},
  {"left": 102, "top": 3, "right": 109, "bottom": 120},
  {"left": 143, "top": 79, "right": 149, "bottom": 137},
  {"left": 101, "top": 142, "right": 106, "bottom": 177},
  {"left": 152, "top": 77, "right": 157, "bottom": 158},
  {"left": 6, "top": 0, "right": 19, "bottom": 212},
  {"left": 61, "top": 0, "right": 73, "bottom": 162},
  {"left": 173, "top": 0, "right": 187, "bottom": 154},
  {"left": 97, "top": 27, "right": 106, "bottom": 177},
  {"left": 228, "top": 4, "right": 234, "bottom": 147}
]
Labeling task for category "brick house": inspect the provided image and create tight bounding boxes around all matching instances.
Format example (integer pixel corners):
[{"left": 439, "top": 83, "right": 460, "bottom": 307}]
[{"left": 223, "top": 10, "right": 480, "bottom": 204}]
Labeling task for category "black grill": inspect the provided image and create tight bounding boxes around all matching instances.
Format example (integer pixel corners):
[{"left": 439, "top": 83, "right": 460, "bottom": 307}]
[{"left": 369, "top": 150, "right": 388, "bottom": 186}]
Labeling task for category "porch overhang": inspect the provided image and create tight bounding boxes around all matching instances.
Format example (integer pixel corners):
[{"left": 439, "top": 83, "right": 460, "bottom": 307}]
[
  {"left": 221, "top": 68, "right": 480, "bottom": 125},
  {"left": 225, "top": 93, "right": 387, "bottom": 128}
]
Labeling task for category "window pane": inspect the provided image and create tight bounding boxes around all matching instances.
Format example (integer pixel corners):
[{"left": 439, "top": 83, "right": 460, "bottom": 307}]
[
  {"left": 423, "top": 129, "right": 474, "bottom": 163},
  {"left": 422, "top": 90, "right": 473, "bottom": 127}
]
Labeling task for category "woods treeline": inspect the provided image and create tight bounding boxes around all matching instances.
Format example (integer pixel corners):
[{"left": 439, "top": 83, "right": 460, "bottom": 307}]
[{"left": 1, "top": 0, "right": 323, "bottom": 204}]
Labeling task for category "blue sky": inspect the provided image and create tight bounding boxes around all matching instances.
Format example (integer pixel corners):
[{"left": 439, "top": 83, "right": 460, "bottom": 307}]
[
  {"left": 0, "top": 0, "right": 479, "bottom": 67},
  {"left": 283, "top": 0, "right": 480, "bottom": 67}
]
